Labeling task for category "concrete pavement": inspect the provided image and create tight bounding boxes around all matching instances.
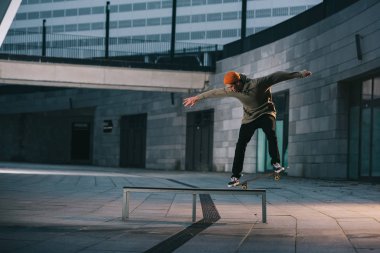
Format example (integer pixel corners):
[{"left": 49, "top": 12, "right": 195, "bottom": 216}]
[{"left": 0, "top": 162, "right": 379, "bottom": 253}]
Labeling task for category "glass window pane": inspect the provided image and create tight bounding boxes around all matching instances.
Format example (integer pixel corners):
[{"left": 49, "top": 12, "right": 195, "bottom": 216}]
[
  {"left": 360, "top": 79, "right": 372, "bottom": 177},
  {"left": 256, "top": 9, "right": 271, "bottom": 18},
  {"left": 79, "top": 8, "right": 91, "bottom": 15},
  {"left": 147, "top": 18, "right": 161, "bottom": 26},
  {"left": 119, "top": 20, "right": 131, "bottom": 28},
  {"left": 290, "top": 6, "right": 306, "bottom": 15},
  {"left": 348, "top": 83, "right": 361, "bottom": 179},
  {"left": 119, "top": 4, "right": 132, "bottom": 12},
  {"left": 133, "top": 3, "right": 146, "bottom": 11},
  {"left": 53, "top": 9, "right": 64, "bottom": 17},
  {"left": 207, "top": 13, "right": 221, "bottom": 22},
  {"left": 92, "top": 6, "right": 104, "bottom": 14},
  {"left": 148, "top": 1, "right": 161, "bottom": 9},
  {"left": 66, "top": 9, "right": 78, "bottom": 16},
  {"left": 372, "top": 77, "right": 380, "bottom": 176}
]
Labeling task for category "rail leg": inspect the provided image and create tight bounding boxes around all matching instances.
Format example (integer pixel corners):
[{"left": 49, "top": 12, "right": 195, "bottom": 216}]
[
  {"left": 262, "top": 192, "right": 267, "bottom": 223},
  {"left": 192, "top": 193, "right": 196, "bottom": 223},
  {"left": 122, "top": 190, "right": 130, "bottom": 221}
]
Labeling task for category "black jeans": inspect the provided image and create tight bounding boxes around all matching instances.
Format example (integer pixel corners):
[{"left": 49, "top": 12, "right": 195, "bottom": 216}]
[{"left": 232, "top": 115, "right": 280, "bottom": 178}]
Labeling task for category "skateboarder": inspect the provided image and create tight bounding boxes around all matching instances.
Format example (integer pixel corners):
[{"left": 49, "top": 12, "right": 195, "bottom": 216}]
[{"left": 183, "top": 70, "right": 312, "bottom": 187}]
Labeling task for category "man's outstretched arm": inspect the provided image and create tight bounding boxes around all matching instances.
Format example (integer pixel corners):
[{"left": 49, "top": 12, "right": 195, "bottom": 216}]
[
  {"left": 257, "top": 70, "right": 312, "bottom": 91},
  {"left": 183, "top": 88, "right": 230, "bottom": 107}
]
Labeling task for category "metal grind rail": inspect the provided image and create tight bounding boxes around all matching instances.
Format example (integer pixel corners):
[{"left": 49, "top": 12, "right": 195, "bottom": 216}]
[{"left": 122, "top": 187, "right": 267, "bottom": 223}]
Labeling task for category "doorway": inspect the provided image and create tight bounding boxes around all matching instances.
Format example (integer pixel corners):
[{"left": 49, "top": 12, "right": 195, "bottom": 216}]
[
  {"left": 348, "top": 76, "right": 380, "bottom": 180},
  {"left": 186, "top": 110, "right": 214, "bottom": 171},
  {"left": 120, "top": 113, "right": 147, "bottom": 168},
  {"left": 71, "top": 122, "right": 91, "bottom": 162}
]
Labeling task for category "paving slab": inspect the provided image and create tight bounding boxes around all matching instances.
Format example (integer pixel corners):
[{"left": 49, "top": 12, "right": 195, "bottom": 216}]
[{"left": 0, "top": 162, "right": 379, "bottom": 253}]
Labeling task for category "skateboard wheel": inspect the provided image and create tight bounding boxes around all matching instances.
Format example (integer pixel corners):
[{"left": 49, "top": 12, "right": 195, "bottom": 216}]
[
  {"left": 274, "top": 174, "right": 280, "bottom": 181},
  {"left": 242, "top": 185, "right": 247, "bottom": 190}
]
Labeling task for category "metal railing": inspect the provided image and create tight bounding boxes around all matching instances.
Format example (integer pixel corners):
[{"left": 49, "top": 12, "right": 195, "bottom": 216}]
[
  {"left": 123, "top": 186, "right": 267, "bottom": 223},
  {"left": 0, "top": 30, "right": 222, "bottom": 68}
]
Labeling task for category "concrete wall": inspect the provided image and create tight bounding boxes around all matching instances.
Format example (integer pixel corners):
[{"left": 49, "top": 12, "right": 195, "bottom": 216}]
[
  {"left": 0, "top": 0, "right": 379, "bottom": 178},
  {"left": 215, "top": 0, "right": 380, "bottom": 178}
]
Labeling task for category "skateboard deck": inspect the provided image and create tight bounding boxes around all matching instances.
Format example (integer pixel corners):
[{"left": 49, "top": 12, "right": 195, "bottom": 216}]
[{"left": 233, "top": 168, "right": 287, "bottom": 190}]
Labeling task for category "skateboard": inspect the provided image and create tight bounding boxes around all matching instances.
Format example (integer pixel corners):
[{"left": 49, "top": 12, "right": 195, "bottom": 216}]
[{"left": 234, "top": 168, "right": 287, "bottom": 190}]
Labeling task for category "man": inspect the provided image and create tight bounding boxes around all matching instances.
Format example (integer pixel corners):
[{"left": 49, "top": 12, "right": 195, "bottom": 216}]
[{"left": 183, "top": 70, "right": 312, "bottom": 187}]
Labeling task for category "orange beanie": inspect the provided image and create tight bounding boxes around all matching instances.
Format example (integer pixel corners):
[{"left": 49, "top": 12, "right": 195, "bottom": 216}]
[{"left": 223, "top": 71, "right": 240, "bottom": 85}]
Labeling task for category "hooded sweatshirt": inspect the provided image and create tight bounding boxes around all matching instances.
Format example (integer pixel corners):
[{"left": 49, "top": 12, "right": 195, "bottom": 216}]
[{"left": 196, "top": 71, "right": 306, "bottom": 124}]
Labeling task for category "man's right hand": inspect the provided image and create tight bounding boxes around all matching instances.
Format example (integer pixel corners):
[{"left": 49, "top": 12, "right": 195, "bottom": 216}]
[
  {"left": 301, "top": 70, "right": 312, "bottom": 78},
  {"left": 183, "top": 96, "right": 199, "bottom": 107}
]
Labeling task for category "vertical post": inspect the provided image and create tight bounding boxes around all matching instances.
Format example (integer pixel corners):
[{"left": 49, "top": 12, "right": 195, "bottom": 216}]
[
  {"left": 262, "top": 192, "right": 267, "bottom": 223},
  {"left": 241, "top": 0, "right": 247, "bottom": 39},
  {"left": 192, "top": 193, "right": 196, "bottom": 223},
  {"left": 170, "top": 0, "right": 177, "bottom": 61},
  {"left": 122, "top": 189, "right": 130, "bottom": 221},
  {"left": 105, "top": 1, "right": 110, "bottom": 59},
  {"left": 42, "top": 19, "right": 46, "bottom": 57}
]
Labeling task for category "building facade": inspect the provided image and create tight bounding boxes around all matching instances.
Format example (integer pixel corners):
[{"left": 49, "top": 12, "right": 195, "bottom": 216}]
[
  {"left": 0, "top": 0, "right": 379, "bottom": 180},
  {"left": 10, "top": 0, "right": 321, "bottom": 45}
]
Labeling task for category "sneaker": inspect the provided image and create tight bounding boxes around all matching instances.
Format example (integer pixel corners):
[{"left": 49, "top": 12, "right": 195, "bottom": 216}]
[
  {"left": 272, "top": 163, "right": 285, "bottom": 173},
  {"left": 227, "top": 176, "right": 240, "bottom": 187}
]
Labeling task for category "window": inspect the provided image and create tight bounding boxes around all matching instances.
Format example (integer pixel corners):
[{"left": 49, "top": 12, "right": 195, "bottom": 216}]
[
  {"left": 222, "top": 29, "right": 237, "bottom": 38},
  {"left": 40, "top": 11, "right": 52, "bottom": 19},
  {"left": 52, "top": 25, "right": 64, "bottom": 33},
  {"left": 223, "top": 11, "right": 238, "bottom": 20},
  {"left": 41, "top": 0, "right": 52, "bottom": 3},
  {"left": 207, "top": 13, "right": 221, "bottom": 22},
  {"left": 290, "top": 6, "right": 306, "bottom": 15},
  {"left": 119, "top": 4, "right": 132, "bottom": 12},
  {"left": 110, "top": 5, "right": 118, "bottom": 13},
  {"left": 273, "top": 7, "right": 288, "bottom": 16},
  {"left": 148, "top": 1, "right": 161, "bottom": 9},
  {"left": 133, "top": 3, "right": 146, "bottom": 11},
  {"left": 147, "top": 18, "right": 161, "bottom": 26},
  {"left": 192, "top": 0, "right": 206, "bottom": 5},
  {"left": 223, "top": 0, "right": 238, "bottom": 2},
  {"left": 208, "top": 0, "right": 222, "bottom": 4},
  {"left": 247, "top": 10, "right": 254, "bottom": 18},
  {"left": 256, "top": 9, "right": 271, "bottom": 18},
  {"left": 161, "top": 17, "right": 172, "bottom": 25},
  {"left": 28, "top": 0, "right": 39, "bottom": 4},
  {"left": 79, "top": 8, "right": 91, "bottom": 15},
  {"left": 162, "top": 1, "right": 172, "bottom": 8},
  {"left": 178, "top": 0, "right": 191, "bottom": 7},
  {"left": 91, "top": 22, "right": 104, "bottom": 30},
  {"left": 28, "top": 12, "right": 39, "bottom": 19},
  {"left": 92, "top": 6, "right": 104, "bottom": 14},
  {"left": 133, "top": 19, "right": 146, "bottom": 27},
  {"left": 207, "top": 30, "right": 221, "bottom": 38},
  {"left": 66, "top": 9, "right": 78, "bottom": 16},
  {"left": 110, "top": 21, "right": 117, "bottom": 29},
  {"left": 27, "top": 27, "right": 40, "bottom": 33},
  {"left": 191, "top": 31, "right": 205, "bottom": 40},
  {"left": 15, "top": 13, "right": 27, "bottom": 20},
  {"left": 53, "top": 9, "right": 64, "bottom": 17},
  {"left": 176, "top": 32, "right": 190, "bottom": 41},
  {"left": 146, "top": 34, "right": 160, "bottom": 41},
  {"left": 177, "top": 15, "right": 190, "bottom": 24},
  {"left": 161, "top": 33, "right": 171, "bottom": 42},
  {"left": 132, "top": 35, "right": 145, "bottom": 41},
  {"left": 78, "top": 23, "right": 90, "bottom": 31},
  {"left": 192, "top": 14, "right": 205, "bottom": 23},
  {"left": 119, "top": 20, "right": 131, "bottom": 28},
  {"left": 65, "top": 24, "right": 77, "bottom": 32}
]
